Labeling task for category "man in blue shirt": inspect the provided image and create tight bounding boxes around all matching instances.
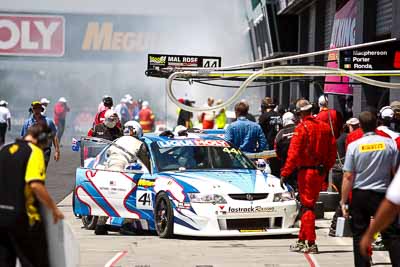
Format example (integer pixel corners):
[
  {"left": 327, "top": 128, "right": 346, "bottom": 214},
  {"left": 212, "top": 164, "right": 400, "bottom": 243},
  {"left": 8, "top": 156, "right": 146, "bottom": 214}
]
[
  {"left": 225, "top": 102, "right": 267, "bottom": 153},
  {"left": 21, "top": 101, "right": 60, "bottom": 167}
]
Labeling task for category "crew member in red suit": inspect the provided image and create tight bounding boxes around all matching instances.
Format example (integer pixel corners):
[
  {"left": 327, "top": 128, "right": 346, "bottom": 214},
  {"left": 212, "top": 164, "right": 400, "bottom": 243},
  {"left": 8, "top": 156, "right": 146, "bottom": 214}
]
[
  {"left": 139, "top": 101, "right": 155, "bottom": 133},
  {"left": 281, "top": 99, "right": 337, "bottom": 254},
  {"left": 316, "top": 95, "right": 343, "bottom": 139}
]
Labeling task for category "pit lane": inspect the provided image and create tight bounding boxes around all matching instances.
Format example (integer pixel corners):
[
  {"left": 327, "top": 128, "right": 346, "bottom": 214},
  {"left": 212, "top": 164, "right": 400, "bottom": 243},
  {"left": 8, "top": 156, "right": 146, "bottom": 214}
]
[{"left": 50, "top": 148, "right": 392, "bottom": 267}]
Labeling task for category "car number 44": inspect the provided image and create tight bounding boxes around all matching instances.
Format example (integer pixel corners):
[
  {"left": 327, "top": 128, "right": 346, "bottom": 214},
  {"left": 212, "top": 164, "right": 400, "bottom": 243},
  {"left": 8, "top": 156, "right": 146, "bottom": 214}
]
[{"left": 136, "top": 191, "right": 153, "bottom": 210}]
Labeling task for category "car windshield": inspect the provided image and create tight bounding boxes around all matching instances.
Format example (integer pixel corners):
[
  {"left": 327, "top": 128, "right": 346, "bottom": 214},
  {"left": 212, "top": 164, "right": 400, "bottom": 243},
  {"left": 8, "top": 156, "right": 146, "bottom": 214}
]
[{"left": 151, "top": 140, "right": 256, "bottom": 172}]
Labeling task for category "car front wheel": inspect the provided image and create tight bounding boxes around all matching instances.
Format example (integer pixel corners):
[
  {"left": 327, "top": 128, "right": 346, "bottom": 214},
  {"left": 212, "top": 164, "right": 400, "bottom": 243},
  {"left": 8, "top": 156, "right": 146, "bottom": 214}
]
[{"left": 154, "top": 192, "right": 174, "bottom": 238}]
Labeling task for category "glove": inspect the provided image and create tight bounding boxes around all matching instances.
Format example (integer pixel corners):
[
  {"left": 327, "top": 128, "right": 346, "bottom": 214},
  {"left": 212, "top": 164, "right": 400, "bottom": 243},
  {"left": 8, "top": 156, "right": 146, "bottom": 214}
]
[{"left": 280, "top": 176, "right": 286, "bottom": 190}]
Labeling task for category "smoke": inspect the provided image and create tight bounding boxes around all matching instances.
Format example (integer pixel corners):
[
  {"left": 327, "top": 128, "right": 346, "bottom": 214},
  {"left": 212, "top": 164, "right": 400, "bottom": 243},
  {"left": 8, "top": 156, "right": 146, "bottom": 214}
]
[{"left": 0, "top": 0, "right": 264, "bottom": 140}]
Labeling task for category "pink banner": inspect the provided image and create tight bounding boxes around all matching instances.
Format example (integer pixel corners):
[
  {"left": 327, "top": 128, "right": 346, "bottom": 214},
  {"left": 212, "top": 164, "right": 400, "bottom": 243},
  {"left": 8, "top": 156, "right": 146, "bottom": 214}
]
[{"left": 324, "top": 0, "right": 356, "bottom": 95}]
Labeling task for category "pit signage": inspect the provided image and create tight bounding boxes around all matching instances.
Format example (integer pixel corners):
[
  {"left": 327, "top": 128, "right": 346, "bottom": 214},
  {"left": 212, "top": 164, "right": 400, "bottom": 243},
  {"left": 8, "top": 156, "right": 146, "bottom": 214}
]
[
  {"left": 146, "top": 53, "right": 221, "bottom": 77},
  {"left": 0, "top": 14, "right": 65, "bottom": 57},
  {"left": 339, "top": 40, "right": 400, "bottom": 71}
]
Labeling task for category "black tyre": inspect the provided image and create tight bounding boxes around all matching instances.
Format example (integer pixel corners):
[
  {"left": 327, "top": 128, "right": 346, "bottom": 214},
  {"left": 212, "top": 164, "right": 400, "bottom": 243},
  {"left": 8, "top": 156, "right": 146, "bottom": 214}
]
[
  {"left": 154, "top": 192, "right": 174, "bottom": 238},
  {"left": 82, "top": 215, "right": 98, "bottom": 230}
]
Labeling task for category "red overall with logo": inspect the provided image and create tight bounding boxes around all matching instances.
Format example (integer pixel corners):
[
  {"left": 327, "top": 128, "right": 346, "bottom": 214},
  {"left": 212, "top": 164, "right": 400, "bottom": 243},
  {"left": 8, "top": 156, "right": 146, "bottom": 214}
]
[{"left": 281, "top": 115, "right": 336, "bottom": 243}]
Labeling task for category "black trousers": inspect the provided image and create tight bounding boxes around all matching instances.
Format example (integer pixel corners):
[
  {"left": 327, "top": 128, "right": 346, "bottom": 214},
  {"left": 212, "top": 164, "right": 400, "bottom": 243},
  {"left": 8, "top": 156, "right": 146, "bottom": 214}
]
[
  {"left": 350, "top": 189, "right": 400, "bottom": 267},
  {"left": 0, "top": 221, "right": 49, "bottom": 267},
  {"left": 0, "top": 122, "right": 7, "bottom": 145}
]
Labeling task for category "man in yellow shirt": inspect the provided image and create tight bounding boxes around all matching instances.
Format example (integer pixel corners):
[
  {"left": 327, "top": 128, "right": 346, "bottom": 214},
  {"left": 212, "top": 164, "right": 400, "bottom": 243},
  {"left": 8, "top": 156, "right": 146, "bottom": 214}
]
[{"left": 0, "top": 123, "right": 64, "bottom": 267}]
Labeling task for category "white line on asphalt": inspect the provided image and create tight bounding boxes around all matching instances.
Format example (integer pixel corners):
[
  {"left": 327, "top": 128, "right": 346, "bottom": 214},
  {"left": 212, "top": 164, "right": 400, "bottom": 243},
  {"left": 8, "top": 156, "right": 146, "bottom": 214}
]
[{"left": 104, "top": 250, "right": 128, "bottom": 267}]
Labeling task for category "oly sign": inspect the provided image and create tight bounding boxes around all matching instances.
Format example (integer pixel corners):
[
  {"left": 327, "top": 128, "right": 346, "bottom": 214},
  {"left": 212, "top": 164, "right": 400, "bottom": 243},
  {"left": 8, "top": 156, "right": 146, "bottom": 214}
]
[{"left": 0, "top": 14, "right": 64, "bottom": 57}]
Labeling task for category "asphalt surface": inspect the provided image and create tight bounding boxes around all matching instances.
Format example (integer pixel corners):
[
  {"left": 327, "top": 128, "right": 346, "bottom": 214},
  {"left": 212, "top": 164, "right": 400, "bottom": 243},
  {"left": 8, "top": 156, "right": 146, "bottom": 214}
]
[
  {"left": 52, "top": 147, "right": 393, "bottom": 267},
  {"left": 46, "top": 147, "right": 79, "bottom": 203}
]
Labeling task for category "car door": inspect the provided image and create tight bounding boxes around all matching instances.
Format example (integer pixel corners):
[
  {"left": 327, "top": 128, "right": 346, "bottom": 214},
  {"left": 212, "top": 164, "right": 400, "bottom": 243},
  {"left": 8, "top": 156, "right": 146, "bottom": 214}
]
[{"left": 74, "top": 137, "right": 145, "bottom": 219}]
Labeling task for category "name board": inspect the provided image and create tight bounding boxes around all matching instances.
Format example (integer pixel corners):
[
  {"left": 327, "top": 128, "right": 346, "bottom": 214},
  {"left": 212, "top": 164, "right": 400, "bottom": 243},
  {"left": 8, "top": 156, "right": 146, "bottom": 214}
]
[
  {"left": 146, "top": 54, "right": 221, "bottom": 77},
  {"left": 339, "top": 40, "right": 400, "bottom": 71}
]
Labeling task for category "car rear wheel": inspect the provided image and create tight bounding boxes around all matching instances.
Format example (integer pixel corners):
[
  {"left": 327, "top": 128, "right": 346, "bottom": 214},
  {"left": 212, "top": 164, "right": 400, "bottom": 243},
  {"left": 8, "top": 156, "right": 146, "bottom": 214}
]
[
  {"left": 154, "top": 192, "right": 174, "bottom": 238},
  {"left": 82, "top": 215, "right": 98, "bottom": 230}
]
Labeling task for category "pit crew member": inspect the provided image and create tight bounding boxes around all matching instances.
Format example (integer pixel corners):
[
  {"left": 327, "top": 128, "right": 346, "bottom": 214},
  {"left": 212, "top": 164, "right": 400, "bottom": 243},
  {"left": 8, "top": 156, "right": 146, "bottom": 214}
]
[{"left": 281, "top": 99, "right": 336, "bottom": 254}]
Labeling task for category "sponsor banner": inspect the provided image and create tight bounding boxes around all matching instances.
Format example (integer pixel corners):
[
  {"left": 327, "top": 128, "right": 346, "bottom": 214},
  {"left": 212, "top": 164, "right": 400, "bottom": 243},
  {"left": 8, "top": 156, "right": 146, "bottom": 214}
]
[
  {"left": 324, "top": 0, "right": 356, "bottom": 95},
  {"left": 339, "top": 40, "right": 400, "bottom": 71},
  {"left": 146, "top": 54, "right": 222, "bottom": 77},
  {"left": 0, "top": 14, "right": 64, "bottom": 57},
  {"left": 228, "top": 206, "right": 275, "bottom": 213},
  {"left": 157, "top": 139, "right": 230, "bottom": 148}
]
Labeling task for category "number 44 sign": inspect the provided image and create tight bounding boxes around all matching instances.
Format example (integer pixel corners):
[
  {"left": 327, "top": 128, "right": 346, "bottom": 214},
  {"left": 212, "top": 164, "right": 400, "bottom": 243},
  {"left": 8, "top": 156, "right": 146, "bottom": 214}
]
[{"left": 136, "top": 190, "right": 153, "bottom": 210}]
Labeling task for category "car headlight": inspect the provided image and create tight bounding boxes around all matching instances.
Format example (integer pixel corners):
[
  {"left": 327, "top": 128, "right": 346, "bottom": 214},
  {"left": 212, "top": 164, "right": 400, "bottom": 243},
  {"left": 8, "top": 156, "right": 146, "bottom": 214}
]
[
  {"left": 273, "top": 192, "right": 295, "bottom": 202},
  {"left": 188, "top": 193, "right": 227, "bottom": 204}
]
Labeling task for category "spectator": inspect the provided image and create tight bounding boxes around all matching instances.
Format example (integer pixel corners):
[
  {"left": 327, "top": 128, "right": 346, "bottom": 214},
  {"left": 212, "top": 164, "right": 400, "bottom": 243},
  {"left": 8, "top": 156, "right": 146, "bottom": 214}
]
[
  {"left": 21, "top": 101, "right": 59, "bottom": 167},
  {"left": 340, "top": 111, "right": 399, "bottom": 266},
  {"left": 316, "top": 95, "right": 343, "bottom": 139},
  {"left": 53, "top": 97, "right": 70, "bottom": 145},
  {"left": 225, "top": 102, "right": 267, "bottom": 153},
  {"left": 139, "top": 101, "right": 155, "bottom": 133},
  {"left": 177, "top": 99, "right": 194, "bottom": 129},
  {"left": 215, "top": 99, "right": 227, "bottom": 129},
  {"left": 275, "top": 112, "right": 297, "bottom": 189},
  {"left": 0, "top": 123, "right": 64, "bottom": 267},
  {"left": 40, "top": 97, "right": 50, "bottom": 115},
  {"left": 259, "top": 97, "right": 282, "bottom": 151},
  {"left": 199, "top": 97, "right": 216, "bottom": 129},
  {"left": 0, "top": 100, "right": 11, "bottom": 146}
]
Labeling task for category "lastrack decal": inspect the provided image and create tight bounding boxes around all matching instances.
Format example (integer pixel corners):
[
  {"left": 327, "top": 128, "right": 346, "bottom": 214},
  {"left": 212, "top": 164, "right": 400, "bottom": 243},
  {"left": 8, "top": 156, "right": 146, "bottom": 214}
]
[
  {"left": 157, "top": 139, "right": 229, "bottom": 148},
  {"left": 228, "top": 206, "right": 275, "bottom": 213}
]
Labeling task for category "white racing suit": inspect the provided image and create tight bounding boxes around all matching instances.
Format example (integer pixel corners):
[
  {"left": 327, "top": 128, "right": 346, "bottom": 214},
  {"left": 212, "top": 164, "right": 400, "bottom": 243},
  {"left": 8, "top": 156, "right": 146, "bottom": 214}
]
[{"left": 97, "top": 136, "right": 145, "bottom": 230}]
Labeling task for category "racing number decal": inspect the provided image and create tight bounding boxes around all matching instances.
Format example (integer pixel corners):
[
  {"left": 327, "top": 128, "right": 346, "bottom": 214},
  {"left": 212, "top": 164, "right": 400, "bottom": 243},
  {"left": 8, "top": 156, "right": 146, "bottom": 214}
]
[
  {"left": 223, "top": 147, "right": 242, "bottom": 155},
  {"left": 203, "top": 58, "right": 219, "bottom": 68},
  {"left": 136, "top": 190, "right": 153, "bottom": 210}
]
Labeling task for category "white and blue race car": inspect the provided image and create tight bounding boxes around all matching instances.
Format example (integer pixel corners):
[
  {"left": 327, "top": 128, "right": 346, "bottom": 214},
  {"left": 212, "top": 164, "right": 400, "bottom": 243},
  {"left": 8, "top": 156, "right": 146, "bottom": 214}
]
[{"left": 73, "top": 133, "right": 299, "bottom": 238}]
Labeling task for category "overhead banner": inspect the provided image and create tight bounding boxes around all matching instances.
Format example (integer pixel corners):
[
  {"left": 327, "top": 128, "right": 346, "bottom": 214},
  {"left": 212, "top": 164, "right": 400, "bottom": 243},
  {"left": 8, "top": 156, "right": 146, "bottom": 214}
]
[
  {"left": 0, "top": 14, "right": 65, "bottom": 57},
  {"left": 339, "top": 40, "right": 400, "bottom": 71},
  {"left": 0, "top": 13, "right": 170, "bottom": 61},
  {"left": 324, "top": 0, "right": 357, "bottom": 95}
]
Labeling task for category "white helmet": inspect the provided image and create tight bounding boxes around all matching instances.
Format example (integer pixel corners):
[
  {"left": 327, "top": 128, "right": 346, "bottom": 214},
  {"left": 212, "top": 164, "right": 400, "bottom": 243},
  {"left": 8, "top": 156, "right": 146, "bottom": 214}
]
[
  {"left": 282, "top": 112, "right": 295, "bottom": 127},
  {"left": 142, "top": 101, "right": 149, "bottom": 108},
  {"left": 104, "top": 110, "right": 118, "bottom": 128},
  {"left": 40, "top": 97, "right": 50, "bottom": 104},
  {"left": 58, "top": 97, "right": 67, "bottom": 103},
  {"left": 124, "top": 120, "right": 143, "bottom": 138},
  {"left": 318, "top": 95, "right": 328, "bottom": 107}
]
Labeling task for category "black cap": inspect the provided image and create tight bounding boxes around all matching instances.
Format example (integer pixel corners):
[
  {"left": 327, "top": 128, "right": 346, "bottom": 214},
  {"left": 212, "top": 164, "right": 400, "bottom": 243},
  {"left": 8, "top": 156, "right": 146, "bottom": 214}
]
[{"left": 103, "top": 96, "right": 113, "bottom": 107}]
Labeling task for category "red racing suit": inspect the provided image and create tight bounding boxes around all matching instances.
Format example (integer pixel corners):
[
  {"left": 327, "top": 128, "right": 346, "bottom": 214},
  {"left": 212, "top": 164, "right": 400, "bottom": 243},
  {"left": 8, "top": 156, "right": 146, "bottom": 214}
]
[
  {"left": 315, "top": 108, "right": 343, "bottom": 139},
  {"left": 139, "top": 107, "right": 155, "bottom": 133},
  {"left": 281, "top": 115, "right": 336, "bottom": 242}
]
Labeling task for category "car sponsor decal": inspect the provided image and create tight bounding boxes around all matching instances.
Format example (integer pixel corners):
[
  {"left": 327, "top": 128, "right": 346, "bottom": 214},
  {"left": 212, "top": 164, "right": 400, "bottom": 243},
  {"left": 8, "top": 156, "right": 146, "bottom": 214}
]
[
  {"left": 239, "top": 229, "right": 267, "bottom": 233},
  {"left": 137, "top": 179, "right": 155, "bottom": 187},
  {"left": 228, "top": 206, "right": 275, "bottom": 213},
  {"left": 359, "top": 142, "right": 386, "bottom": 153},
  {"left": 157, "top": 139, "right": 229, "bottom": 148},
  {"left": 154, "top": 177, "right": 186, "bottom": 202},
  {"left": 136, "top": 190, "right": 153, "bottom": 210}
]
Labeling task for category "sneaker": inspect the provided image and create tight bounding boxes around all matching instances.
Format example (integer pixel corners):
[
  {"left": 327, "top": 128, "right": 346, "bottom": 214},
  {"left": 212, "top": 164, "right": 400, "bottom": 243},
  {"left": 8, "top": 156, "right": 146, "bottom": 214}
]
[
  {"left": 94, "top": 225, "right": 108, "bottom": 235},
  {"left": 289, "top": 240, "right": 307, "bottom": 252},
  {"left": 302, "top": 244, "right": 319, "bottom": 254}
]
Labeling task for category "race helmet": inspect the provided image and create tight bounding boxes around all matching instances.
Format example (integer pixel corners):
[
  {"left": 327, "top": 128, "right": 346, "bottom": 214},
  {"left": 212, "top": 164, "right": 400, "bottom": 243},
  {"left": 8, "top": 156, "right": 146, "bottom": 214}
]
[
  {"left": 103, "top": 96, "right": 113, "bottom": 108},
  {"left": 104, "top": 110, "right": 118, "bottom": 128},
  {"left": 124, "top": 120, "right": 143, "bottom": 138}
]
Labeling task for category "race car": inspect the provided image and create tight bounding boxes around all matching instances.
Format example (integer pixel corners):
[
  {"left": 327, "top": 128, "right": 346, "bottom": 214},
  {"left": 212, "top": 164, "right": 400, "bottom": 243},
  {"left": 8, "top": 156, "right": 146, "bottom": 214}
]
[{"left": 73, "top": 133, "right": 299, "bottom": 238}]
